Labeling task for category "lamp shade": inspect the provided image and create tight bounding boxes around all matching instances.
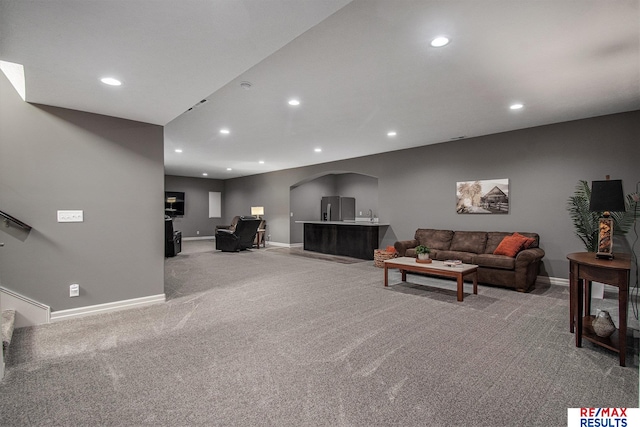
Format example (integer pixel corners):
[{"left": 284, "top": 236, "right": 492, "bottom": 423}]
[
  {"left": 589, "top": 179, "right": 625, "bottom": 212},
  {"left": 251, "top": 206, "right": 264, "bottom": 216}
]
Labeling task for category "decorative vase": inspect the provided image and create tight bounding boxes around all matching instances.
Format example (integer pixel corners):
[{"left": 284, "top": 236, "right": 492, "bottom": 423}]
[{"left": 592, "top": 310, "right": 616, "bottom": 338}]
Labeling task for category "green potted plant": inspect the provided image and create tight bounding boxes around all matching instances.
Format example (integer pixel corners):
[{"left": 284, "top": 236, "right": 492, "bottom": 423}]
[{"left": 415, "top": 245, "right": 431, "bottom": 262}]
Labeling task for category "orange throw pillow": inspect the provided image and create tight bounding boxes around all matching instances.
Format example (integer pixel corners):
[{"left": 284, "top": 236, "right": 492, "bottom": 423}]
[{"left": 493, "top": 233, "right": 530, "bottom": 257}]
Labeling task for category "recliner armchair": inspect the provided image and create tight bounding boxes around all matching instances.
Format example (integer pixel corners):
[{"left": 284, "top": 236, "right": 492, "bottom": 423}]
[
  {"left": 215, "top": 217, "right": 262, "bottom": 252},
  {"left": 215, "top": 215, "right": 240, "bottom": 234}
]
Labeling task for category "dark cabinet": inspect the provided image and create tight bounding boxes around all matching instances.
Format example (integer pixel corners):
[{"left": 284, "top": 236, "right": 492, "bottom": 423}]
[
  {"left": 165, "top": 218, "right": 182, "bottom": 257},
  {"left": 303, "top": 223, "right": 379, "bottom": 260}
]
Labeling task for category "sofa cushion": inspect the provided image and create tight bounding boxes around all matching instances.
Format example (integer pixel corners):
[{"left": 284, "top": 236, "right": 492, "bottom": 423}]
[
  {"left": 485, "top": 232, "right": 511, "bottom": 254},
  {"left": 493, "top": 233, "right": 530, "bottom": 257},
  {"left": 414, "top": 229, "right": 454, "bottom": 250},
  {"left": 434, "top": 250, "right": 475, "bottom": 264},
  {"left": 449, "top": 231, "right": 487, "bottom": 254},
  {"left": 473, "top": 254, "right": 516, "bottom": 270}
]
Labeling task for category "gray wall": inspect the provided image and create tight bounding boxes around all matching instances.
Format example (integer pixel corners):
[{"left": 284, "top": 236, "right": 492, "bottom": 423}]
[
  {"left": 289, "top": 173, "right": 379, "bottom": 243},
  {"left": 289, "top": 174, "right": 335, "bottom": 243},
  {"left": 0, "top": 73, "right": 165, "bottom": 311},
  {"left": 335, "top": 173, "right": 378, "bottom": 218},
  {"left": 224, "top": 110, "right": 640, "bottom": 280},
  {"left": 164, "top": 175, "right": 226, "bottom": 237}
]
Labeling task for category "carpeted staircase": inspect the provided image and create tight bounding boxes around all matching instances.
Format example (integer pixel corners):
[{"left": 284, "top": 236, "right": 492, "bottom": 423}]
[{"left": 2, "top": 309, "right": 16, "bottom": 361}]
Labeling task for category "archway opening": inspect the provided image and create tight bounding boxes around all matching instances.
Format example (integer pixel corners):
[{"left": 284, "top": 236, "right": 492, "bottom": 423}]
[{"left": 289, "top": 171, "right": 379, "bottom": 244}]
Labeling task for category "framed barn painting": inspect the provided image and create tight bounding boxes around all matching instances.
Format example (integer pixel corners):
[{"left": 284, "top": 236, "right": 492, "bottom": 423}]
[{"left": 456, "top": 179, "right": 509, "bottom": 214}]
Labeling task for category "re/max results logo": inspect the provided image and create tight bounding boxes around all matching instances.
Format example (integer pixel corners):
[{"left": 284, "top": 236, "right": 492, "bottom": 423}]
[{"left": 568, "top": 408, "right": 640, "bottom": 427}]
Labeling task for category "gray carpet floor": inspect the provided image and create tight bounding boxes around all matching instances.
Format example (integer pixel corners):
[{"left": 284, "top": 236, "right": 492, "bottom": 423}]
[{"left": 1, "top": 240, "right": 638, "bottom": 426}]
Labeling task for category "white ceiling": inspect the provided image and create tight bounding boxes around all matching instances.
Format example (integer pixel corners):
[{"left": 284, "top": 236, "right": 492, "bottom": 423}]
[{"left": 2, "top": 0, "right": 639, "bottom": 179}]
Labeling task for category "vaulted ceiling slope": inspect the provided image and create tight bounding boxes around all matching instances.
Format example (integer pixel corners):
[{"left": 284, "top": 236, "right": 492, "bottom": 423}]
[{"left": 2, "top": 1, "right": 639, "bottom": 179}]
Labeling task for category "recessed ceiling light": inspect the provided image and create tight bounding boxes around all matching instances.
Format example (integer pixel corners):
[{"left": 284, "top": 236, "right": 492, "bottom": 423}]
[
  {"left": 259, "top": 160, "right": 265, "bottom": 164},
  {"left": 226, "top": 167, "right": 232, "bottom": 171},
  {"left": 202, "top": 173, "right": 208, "bottom": 176},
  {"left": 510, "top": 103, "right": 524, "bottom": 110},
  {"left": 100, "top": 77, "right": 121, "bottom": 86},
  {"left": 288, "top": 99, "right": 300, "bottom": 106},
  {"left": 174, "top": 149, "right": 183, "bottom": 153},
  {"left": 314, "top": 148, "right": 322, "bottom": 153},
  {"left": 220, "top": 128, "right": 230, "bottom": 134},
  {"left": 387, "top": 131, "right": 397, "bottom": 137},
  {"left": 430, "top": 36, "right": 450, "bottom": 47}
]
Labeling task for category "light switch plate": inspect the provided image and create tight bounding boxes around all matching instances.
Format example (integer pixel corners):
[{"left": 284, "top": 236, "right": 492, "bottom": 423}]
[
  {"left": 57, "top": 210, "right": 83, "bottom": 222},
  {"left": 69, "top": 284, "right": 79, "bottom": 297}
]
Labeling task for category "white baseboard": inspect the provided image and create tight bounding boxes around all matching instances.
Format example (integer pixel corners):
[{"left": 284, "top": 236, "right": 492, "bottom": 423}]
[
  {"left": 180, "top": 238, "right": 299, "bottom": 248},
  {"left": 267, "top": 241, "right": 298, "bottom": 248},
  {"left": 536, "top": 276, "right": 611, "bottom": 299},
  {"left": 0, "top": 286, "right": 51, "bottom": 328},
  {"left": 536, "top": 276, "right": 569, "bottom": 287},
  {"left": 50, "top": 294, "right": 166, "bottom": 322}
]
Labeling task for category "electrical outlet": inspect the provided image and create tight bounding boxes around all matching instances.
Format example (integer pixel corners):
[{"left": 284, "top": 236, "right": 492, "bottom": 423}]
[
  {"left": 196, "top": 231, "right": 200, "bottom": 235},
  {"left": 69, "top": 284, "right": 79, "bottom": 297},
  {"left": 58, "top": 210, "right": 84, "bottom": 223}
]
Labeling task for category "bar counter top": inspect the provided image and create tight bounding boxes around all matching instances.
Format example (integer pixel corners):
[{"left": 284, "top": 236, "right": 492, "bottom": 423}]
[{"left": 295, "top": 220, "right": 389, "bottom": 226}]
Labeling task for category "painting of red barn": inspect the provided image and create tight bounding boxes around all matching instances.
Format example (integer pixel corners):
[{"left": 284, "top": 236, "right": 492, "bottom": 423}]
[{"left": 456, "top": 179, "right": 509, "bottom": 214}]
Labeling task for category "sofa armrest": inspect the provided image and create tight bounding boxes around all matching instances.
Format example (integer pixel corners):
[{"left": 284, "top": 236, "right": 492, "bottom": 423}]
[
  {"left": 515, "top": 247, "right": 545, "bottom": 264},
  {"left": 394, "top": 239, "right": 419, "bottom": 257},
  {"left": 514, "top": 247, "right": 545, "bottom": 292}
]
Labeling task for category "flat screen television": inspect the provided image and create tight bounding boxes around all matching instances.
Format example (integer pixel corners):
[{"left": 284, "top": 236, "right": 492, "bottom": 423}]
[{"left": 165, "top": 191, "right": 185, "bottom": 217}]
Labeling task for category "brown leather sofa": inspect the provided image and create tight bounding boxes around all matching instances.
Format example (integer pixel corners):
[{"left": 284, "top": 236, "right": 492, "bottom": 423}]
[{"left": 394, "top": 229, "right": 545, "bottom": 292}]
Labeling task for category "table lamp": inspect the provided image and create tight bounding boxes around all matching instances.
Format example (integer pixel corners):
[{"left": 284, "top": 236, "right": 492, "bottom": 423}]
[
  {"left": 166, "top": 197, "right": 177, "bottom": 212},
  {"left": 589, "top": 177, "right": 625, "bottom": 259},
  {"left": 251, "top": 206, "right": 264, "bottom": 219}
]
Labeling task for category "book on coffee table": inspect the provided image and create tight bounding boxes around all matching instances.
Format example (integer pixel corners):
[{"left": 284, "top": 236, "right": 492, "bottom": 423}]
[{"left": 443, "top": 259, "right": 463, "bottom": 267}]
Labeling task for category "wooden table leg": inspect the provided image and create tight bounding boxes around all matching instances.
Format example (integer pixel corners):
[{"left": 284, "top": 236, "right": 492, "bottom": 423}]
[
  {"left": 472, "top": 271, "right": 478, "bottom": 295},
  {"left": 457, "top": 274, "right": 463, "bottom": 302},
  {"left": 569, "top": 262, "right": 575, "bottom": 333},
  {"left": 584, "top": 280, "right": 592, "bottom": 316},
  {"left": 575, "top": 278, "right": 583, "bottom": 347},
  {"left": 384, "top": 264, "right": 389, "bottom": 287},
  {"left": 619, "top": 283, "right": 627, "bottom": 367},
  {"left": 401, "top": 269, "right": 406, "bottom": 282}
]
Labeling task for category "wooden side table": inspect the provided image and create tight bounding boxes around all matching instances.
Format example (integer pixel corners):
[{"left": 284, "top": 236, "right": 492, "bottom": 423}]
[
  {"left": 567, "top": 252, "right": 631, "bottom": 366},
  {"left": 255, "top": 228, "right": 266, "bottom": 248}
]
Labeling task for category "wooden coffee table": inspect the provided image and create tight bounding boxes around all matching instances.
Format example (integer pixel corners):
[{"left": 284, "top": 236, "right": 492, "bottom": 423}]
[{"left": 384, "top": 256, "right": 478, "bottom": 301}]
